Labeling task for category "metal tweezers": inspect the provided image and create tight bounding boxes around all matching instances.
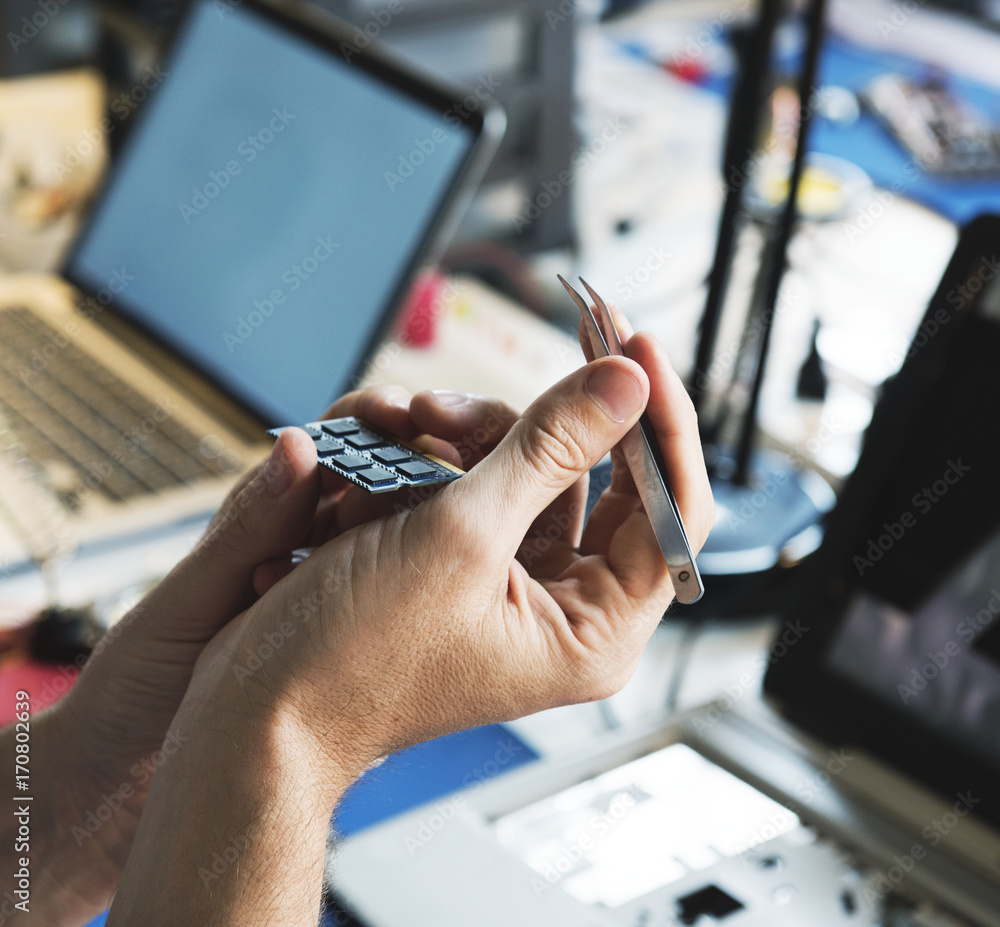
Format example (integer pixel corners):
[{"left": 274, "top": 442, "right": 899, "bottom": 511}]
[{"left": 558, "top": 275, "right": 704, "bottom": 605}]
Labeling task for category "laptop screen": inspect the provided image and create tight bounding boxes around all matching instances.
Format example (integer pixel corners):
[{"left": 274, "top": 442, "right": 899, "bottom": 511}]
[
  {"left": 765, "top": 217, "right": 1000, "bottom": 826},
  {"left": 65, "top": 0, "right": 488, "bottom": 425}
]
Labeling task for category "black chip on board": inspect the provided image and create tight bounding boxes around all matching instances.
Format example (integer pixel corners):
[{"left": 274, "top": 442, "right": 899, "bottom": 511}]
[
  {"left": 345, "top": 430, "right": 386, "bottom": 450},
  {"left": 330, "top": 453, "right": 368, "bottom": 471},
  {"left": 397, "top": 460, "right": 437, "bottom": 478},
  {"left": 268, "top": 416, "right": 463, "bottom": 494},
  {"left": 323, "top": 420, "right": 360, "bottom": 437},
  {"left": 371, "top": 446, "right": 412, "bottom": 464},
  {"left": 356, "top": 466, "right": 397, "bottom": 485}
]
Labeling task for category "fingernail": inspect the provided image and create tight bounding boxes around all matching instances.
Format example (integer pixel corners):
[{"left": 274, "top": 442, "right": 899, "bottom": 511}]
[
  {"left": 265, "top": 440, "right": 293, "bottom": 494},
  {"left": 585, "top": 363, "right": 644, "bottom": 423},
  {"left": 430, "top": 389, "right": 470, "bottom": 408}
]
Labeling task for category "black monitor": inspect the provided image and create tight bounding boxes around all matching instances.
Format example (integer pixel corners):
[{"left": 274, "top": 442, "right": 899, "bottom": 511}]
[{"left": 765, "top": 214, "right": 1000, "bottom": 829}]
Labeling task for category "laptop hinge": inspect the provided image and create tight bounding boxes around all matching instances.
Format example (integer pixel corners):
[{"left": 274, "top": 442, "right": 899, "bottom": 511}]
[{"left": 82, "top": 299, "right": 267, "bottom": 440}]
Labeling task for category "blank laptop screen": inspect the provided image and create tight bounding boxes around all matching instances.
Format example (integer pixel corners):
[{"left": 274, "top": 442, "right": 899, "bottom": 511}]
[{"left": 67, "top": 0, "right": 478, "bottom": 424}]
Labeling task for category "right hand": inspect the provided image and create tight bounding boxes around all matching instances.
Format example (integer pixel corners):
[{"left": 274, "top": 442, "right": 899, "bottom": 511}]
[{"left": 179, "top": 330, "right": 713, "bottom": 770}]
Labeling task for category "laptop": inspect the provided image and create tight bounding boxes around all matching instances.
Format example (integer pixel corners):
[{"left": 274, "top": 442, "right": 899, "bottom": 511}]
[
  {"left": 0, "top": 0, "right": 502, "bottom": 570},
  {"left": 328, "top": 216, "right": 1000, "bottom": 927}
]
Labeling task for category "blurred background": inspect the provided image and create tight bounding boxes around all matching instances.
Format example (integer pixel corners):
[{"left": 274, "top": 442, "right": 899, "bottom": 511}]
[
  {"left": 6, "top": 0, "right": 1000, "bottom": 760},
  {"left": 4, "top": 2, "right": 1000, "bottom": 921}
]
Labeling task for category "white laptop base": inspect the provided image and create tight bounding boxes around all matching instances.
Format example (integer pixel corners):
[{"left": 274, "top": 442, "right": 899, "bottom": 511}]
[
  {"left": 328, "top": 699, "right": 1000, "bottom": 927},
  {"left": 0, "top": 274, "right": 268, "bottom": 572}
]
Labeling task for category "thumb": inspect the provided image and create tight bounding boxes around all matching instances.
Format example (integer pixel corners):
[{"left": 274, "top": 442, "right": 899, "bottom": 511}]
[
  {"left": 451, "top": 356, "right": 648, "bottom": 563},
  {"left": 135, "top": 428, "right": 321, "bottom": 644}
]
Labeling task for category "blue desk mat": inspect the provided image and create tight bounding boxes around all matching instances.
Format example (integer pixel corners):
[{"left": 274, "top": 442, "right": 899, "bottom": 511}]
[
  {"left": 334, "top": 723, "right": 537, "bottom": 838},
  {"left": 811, "top": 37, "right": 1000, "bottom": 225},
  {"left": 85, "top": 724, "right": 537, "bottom": 927},
  {"left": 623, "top": 33, "right": 1000, "bottom": 225}
]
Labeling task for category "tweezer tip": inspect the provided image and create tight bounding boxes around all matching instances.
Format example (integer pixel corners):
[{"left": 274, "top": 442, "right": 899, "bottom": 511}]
[{"left": 578, "top": 277, "right": 601, "bottom": 302}]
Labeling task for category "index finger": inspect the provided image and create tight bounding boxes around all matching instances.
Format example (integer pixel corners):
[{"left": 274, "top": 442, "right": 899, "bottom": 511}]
[{"left": 624, "top": 332, "right": 714, "bottom": 553}]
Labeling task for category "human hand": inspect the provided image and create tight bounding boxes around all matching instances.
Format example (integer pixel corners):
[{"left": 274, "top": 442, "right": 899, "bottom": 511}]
[
  {"left": 190, "top": 328, "right": 713, "bottom": 769},
  {"left": 106, "top": 326, "right": 713, "bottom": 927},
  {"left": 34, "top": 384, "right": 460, "bottom": 924}
]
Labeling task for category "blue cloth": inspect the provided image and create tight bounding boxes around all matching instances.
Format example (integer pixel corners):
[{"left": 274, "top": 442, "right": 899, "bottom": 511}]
[
  {"left": 334, "top": 724, "right": 537, "bottom": 838},
  {"left": 623, "top": 32, "right": 1000, "bottom": 225},
  {"left": 810, "top": 36, "right": 1000, "bottom": 225}
]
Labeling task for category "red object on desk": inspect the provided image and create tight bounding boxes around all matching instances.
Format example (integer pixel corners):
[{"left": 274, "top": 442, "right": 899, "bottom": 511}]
[
  {"left": 0, "top": 658, "right": 78, "bottom": 724},
  {"left": 398, "top": 270, "right": 446, "bottom": 348},
  {"left": 667, "top": 57, "right": 709, "bottom": 84}
]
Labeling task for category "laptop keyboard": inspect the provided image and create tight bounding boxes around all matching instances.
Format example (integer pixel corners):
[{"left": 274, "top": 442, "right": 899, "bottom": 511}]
[{"left": 0, "top": 307, "right": 235, "bottom": 507}]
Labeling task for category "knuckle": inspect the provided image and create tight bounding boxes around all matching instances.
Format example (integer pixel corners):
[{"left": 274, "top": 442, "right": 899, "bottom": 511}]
[
  {"left": 521, "top": 416, "right": 590, "bottom": 480},
  {"left": 473, "top": 400, "right": 518, "bottom": 442},
  {"left": 675, "top": 395, "right": 699, "bottom": 436},
  {"left": 688, "top": 404, "right": 700, "bottom": 431}
]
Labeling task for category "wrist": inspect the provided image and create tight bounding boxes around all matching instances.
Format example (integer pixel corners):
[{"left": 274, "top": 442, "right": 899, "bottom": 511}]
[
  {"left": 108, "top": 685, "right": 363, "bottom": 926},
  {"left": 0, "top": 706, "right": 122, "bottom": 925},
  {"left": 183, "top": 604, "right": 386, "bottom": 793}
]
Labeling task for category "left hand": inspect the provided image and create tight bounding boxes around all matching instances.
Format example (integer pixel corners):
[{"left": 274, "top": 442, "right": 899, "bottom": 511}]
[{"left": 36, "top": 384, "right": 471, "bottom": 923}]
